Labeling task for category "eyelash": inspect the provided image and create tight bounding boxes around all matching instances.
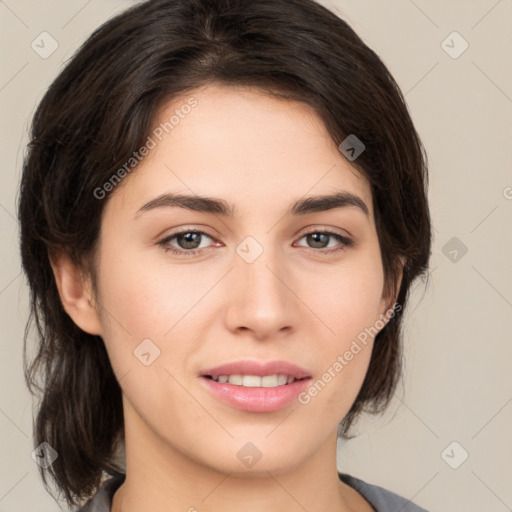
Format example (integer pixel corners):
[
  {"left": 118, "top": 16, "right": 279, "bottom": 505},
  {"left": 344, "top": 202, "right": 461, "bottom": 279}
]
[{"left": 157, "top": 228, "right": 353, "bottom": 257}]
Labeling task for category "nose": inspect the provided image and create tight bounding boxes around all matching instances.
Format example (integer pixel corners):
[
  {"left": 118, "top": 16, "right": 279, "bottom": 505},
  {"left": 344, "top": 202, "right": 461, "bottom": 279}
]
[{"left": 223, "top": 243, "right": 300, "bottom": 341}]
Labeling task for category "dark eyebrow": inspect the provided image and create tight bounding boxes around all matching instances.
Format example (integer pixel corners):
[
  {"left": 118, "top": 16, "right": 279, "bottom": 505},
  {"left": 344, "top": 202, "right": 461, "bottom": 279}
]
[
  {"left": 135, "top": 194, "right": 236, "bottom": 217},
  {"left": 289, "top": 192, "right": 369, "bottom": 217},
  {"left": 135, "top": 191, "right": 369, "bottom": 218}
]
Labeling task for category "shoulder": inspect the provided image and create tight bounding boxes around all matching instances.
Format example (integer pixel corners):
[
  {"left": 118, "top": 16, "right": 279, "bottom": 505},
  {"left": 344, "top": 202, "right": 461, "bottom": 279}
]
[
  {"left": 338, "top": 472, "right": 430, "bottom": 512},
  {"left": 72, "top": 473, "right": 126, "bottom": 512},
  {"left": 72, "top": 471, "right": 429, "bottom": 512}
]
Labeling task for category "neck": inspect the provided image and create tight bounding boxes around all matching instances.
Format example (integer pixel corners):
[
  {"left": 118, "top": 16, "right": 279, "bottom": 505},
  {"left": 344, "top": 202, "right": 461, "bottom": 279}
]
[{"left": 111, "top": 398, "right": 372, "bottom": 512}]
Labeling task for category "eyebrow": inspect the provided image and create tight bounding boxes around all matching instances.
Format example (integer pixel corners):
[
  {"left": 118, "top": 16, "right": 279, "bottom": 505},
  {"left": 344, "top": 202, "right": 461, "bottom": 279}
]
[{"left": 135, "top": 191, "right": 369, "bottom": 218}]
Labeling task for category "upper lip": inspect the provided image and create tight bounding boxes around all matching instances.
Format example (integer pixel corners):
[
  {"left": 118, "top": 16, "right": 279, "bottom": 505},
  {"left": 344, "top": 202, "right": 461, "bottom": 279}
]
[{"left": 201, "top": 360, "right": 311, "bottom": 379}]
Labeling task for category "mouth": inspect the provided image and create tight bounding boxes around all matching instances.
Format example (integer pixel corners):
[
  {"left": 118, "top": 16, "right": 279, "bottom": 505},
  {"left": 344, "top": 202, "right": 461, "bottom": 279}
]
[{"left": 199, "top": 360, "right": 312, "bottom": 412}]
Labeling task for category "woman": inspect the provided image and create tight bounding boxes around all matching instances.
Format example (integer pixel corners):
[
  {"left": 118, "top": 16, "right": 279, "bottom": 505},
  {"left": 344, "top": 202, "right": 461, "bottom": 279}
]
[{"left": 18, "top": 0, "right": 432, "bottom": 510}]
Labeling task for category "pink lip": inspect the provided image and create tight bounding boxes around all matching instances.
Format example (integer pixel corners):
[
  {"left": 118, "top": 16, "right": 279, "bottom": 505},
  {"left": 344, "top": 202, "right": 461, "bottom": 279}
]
[
  {"left": 200, "top": 377, "right": 311, "bottom": 412},
  {"left": 200, "top": 360, "right": 311, "bottom": 379},
  {"left": 199, "top": 360, "right": 312, "bottom": 413}
]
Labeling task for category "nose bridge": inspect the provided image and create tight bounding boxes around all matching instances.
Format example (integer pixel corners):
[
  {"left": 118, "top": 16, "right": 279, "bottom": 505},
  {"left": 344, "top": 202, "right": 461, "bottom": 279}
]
[
  {"left": 238, "top": 234, "right": 288, "bottom": 307},
  {"left": 224, "top": 233, "right": 297, "bottom": 338}
]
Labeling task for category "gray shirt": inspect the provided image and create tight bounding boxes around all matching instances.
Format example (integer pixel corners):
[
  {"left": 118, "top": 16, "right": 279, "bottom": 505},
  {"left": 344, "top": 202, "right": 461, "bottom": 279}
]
[{"left": 75, "top": 472, "right": 429, "bottom": 511}]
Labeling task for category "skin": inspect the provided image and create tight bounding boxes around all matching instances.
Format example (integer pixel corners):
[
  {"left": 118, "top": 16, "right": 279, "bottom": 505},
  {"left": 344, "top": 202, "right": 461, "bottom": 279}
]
[{"left": 51, "top": 84, "right": 402, "bottom": 512}]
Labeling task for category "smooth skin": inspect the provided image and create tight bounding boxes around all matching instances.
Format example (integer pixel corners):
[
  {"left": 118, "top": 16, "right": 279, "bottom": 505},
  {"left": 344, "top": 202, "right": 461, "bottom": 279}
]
[{"left": 51, "top": 84, "right": 402, "bottom": 512}]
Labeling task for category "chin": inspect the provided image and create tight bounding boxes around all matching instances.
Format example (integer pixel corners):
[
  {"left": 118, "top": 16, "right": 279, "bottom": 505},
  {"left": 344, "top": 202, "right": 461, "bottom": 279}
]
[{"left": 196, "top": 441, "right": 308, "bottom": 477}]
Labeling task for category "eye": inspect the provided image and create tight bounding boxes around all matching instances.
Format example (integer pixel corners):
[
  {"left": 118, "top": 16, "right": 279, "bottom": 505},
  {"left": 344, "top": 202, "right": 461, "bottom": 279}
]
[
  {"left": 158, "top": 229, "right": 218, "bottom": 257},
  {"left": 295, "top": 230, "right": 353, "bottom": 255}
]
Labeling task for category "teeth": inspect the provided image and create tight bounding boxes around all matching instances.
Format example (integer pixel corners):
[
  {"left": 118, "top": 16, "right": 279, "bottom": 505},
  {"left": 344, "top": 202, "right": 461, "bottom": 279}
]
[
  {"left": 228, "top": 374, "right": 243, "bottom": 385},
  {"left": 242, "top": 375, "right": 261, "bottom": 387},
  {"left": 212, "top": 374, "right": 297, "bottom": 387},
  {"left": 261, "top": 375, "right": 278, "bottom": 387}
]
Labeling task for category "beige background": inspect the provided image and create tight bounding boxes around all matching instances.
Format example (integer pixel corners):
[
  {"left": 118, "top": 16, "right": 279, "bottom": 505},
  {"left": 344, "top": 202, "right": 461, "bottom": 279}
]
[{"left": 1, "top": 0, "right": 511, "bottom": 510}]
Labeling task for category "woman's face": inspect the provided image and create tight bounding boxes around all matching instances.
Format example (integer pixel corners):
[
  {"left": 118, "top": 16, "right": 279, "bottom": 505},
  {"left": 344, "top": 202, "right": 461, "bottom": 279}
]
[{"left": 90, "top": 84, "right": 396, "bottom": 476}]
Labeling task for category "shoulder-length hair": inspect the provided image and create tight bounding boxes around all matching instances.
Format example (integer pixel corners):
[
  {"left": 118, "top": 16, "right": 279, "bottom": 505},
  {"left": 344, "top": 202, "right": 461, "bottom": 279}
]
[{"left": 18, "top": 0, "right": 431, "bottom": 507}]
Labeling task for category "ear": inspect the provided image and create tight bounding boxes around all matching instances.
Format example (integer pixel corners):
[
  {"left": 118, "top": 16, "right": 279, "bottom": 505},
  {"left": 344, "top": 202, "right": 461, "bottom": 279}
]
[
  {"left": 48, "top": 250, "right": 103, "bottom": 336},
  {"left": 378, "top": 255, "right": 406, "bottom": 321}
]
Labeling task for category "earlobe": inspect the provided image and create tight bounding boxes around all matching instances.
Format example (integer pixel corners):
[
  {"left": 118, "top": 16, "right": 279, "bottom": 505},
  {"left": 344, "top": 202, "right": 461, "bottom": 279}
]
[{"left": 48, "top": 250, "right": 103, "bottom": 336}]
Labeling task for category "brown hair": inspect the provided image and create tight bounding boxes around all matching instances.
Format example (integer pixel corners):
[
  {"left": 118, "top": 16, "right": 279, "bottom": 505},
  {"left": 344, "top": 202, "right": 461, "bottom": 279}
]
[{"left": 18, "top": 0, "right": 431, "bottom": 507}]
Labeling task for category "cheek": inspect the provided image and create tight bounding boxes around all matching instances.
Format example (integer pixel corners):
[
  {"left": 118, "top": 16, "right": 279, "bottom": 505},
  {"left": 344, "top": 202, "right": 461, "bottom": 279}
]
[
  {"left": 296, "top": 253, "right": 384, "bottom": 403},
  {"left": 93, "top": 256, "right": 204, "bottom": 426},
  {"left": 96, "top": 249, "right": 196, "bottom": 335},
  {"left": 94, "top": 248, "right": 213, "bottom": 379},
  {"left": 305, "top": 253, "right": 385, "bottom": 347}
]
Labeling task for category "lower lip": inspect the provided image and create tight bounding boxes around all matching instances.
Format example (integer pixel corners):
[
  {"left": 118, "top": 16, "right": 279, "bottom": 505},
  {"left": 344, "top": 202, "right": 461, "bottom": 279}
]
[{"left": 200, "top": 376, "right": 311, "bottom": 412}]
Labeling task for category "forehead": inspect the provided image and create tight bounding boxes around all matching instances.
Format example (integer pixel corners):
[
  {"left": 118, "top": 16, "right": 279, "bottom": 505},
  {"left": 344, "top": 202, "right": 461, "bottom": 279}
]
[{"left": 104, "top": 84, "right": 373, "bottom": 221}]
